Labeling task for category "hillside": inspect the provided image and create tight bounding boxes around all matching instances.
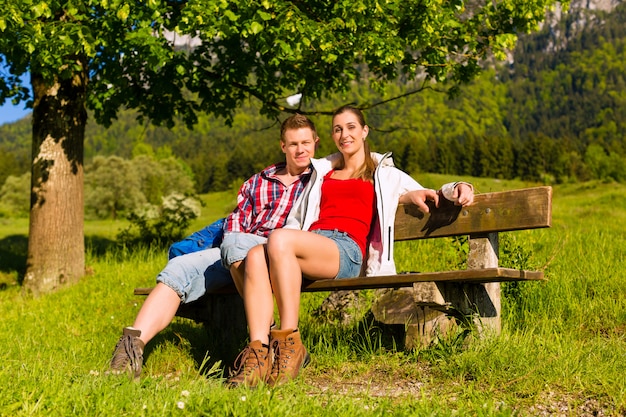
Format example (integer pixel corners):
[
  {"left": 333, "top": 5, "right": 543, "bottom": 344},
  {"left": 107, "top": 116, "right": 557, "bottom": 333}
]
[{"left": 1, "top": 1, "right": 626, "bottom": 191}]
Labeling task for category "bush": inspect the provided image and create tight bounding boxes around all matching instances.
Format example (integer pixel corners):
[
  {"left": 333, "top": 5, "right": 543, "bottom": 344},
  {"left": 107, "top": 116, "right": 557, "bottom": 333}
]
[
  {"left": 84, "top": 154, "right": 196, "bottom": 220},
  {"left": 116, "top": 193, "right": 202, "bottom": 248}
]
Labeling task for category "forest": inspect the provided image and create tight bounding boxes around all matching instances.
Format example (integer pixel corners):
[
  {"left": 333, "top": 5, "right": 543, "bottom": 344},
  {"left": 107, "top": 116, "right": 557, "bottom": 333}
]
[{"left": 1, "top": 2, "right": 626, "bottom": 219}]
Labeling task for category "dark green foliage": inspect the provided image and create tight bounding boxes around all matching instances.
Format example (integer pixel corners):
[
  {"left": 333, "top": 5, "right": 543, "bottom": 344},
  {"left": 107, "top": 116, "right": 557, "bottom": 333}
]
[{"left": 3, "top": 5, "right": 626, "bottom": 190}]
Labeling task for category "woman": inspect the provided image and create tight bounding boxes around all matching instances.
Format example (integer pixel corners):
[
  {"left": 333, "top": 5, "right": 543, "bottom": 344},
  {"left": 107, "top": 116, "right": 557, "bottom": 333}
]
[{"left": 227, "top": 105, "right": 474, "bottom": 387}]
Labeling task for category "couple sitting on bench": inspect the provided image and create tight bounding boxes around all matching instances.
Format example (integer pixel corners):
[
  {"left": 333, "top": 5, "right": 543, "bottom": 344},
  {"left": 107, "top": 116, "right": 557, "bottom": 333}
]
[{"left": 109, "top": 107, "right": 474, "bottom": 387}]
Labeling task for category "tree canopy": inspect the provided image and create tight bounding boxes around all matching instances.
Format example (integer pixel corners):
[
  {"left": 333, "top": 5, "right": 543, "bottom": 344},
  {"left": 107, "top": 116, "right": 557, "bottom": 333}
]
[
  {"left": 0, "top": 0, "right": 564, "bottom": 294},
  {"left": 1, "top": 0, "right": 563, "bottom": 125}
]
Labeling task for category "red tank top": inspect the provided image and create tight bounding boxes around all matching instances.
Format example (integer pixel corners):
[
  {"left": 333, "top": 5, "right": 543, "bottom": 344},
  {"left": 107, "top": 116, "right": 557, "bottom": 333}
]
[{"left": 309, "top": 171, "right": 375, "bottom": 256}]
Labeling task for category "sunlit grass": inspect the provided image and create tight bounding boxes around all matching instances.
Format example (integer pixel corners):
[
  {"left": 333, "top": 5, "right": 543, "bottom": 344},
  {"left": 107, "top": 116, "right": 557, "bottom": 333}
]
[{"left": 1, "top": 179, "right": 625, "bottom": 415}]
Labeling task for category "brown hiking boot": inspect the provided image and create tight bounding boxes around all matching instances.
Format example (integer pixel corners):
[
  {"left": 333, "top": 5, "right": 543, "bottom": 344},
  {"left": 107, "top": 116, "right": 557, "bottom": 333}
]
[
  {"left": 267, "top": 328, "right": 311, "bottom": 386},
  {"left": 110, "top": 327, "right": 145, "bottom": 379},
  {"left": 227, "top": 340, "right": 271, "bottom": 388}
]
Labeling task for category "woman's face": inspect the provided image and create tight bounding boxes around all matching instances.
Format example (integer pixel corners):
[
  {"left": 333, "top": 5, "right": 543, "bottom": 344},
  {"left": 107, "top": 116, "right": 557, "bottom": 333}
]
[{"left": 331, "top": 111, "right": 368, "bottom": 156}]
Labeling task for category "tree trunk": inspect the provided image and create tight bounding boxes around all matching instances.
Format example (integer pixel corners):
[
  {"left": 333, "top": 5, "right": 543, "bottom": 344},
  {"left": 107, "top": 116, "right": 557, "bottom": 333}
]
[{"left": 23, "top": 66, "right": 87, "bottom": 295}]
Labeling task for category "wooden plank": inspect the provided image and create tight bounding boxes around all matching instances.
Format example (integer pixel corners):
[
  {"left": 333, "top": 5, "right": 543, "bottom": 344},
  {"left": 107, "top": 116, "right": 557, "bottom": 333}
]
[
  {"left": 300, "top": 268, "right": 544, "bottom": 291},
  {"left": 134, "top": 267, "right": 544, "bottom": 296},
  {"left": 394, "top": 186, "right": 552, "bottom": 240}
]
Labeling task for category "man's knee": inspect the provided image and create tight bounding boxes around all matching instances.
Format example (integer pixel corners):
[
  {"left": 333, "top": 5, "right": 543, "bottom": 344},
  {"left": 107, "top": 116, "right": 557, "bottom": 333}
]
[{"left": 221, "top": 233, "right": 266, "bottom": 269}]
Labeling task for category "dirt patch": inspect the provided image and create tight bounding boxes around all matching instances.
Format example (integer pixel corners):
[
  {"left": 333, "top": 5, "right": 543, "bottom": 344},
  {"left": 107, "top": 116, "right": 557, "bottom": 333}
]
[
  {"left": 303, "top": 365, "right": 616, "bottom": 416},
  {"left": 304, "top": 361, "right": 431, "bottom": 399}
]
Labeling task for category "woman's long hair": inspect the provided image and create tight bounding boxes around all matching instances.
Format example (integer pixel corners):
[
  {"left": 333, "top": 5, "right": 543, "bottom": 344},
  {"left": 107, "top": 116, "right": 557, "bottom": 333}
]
[{"left": 332, "top": 105, "right": 377, "bottom": 182}]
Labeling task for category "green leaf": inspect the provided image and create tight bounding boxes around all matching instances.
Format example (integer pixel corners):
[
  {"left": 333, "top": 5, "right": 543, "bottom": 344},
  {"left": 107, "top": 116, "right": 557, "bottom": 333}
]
[
  {"left": 116, "top": 4, "right": 130, "bottom": 21},
  {"left": 223, "top": 10, "right": 238, "bottom": 22},
  {"left": 249, "top": 21, "right": 263, "bottom": 35},
  {"left": 31, "top": 3, "right": 51, "bottom": 18},
  {"left": 257, "top": 11, "right": 272, "bottom": 21}
]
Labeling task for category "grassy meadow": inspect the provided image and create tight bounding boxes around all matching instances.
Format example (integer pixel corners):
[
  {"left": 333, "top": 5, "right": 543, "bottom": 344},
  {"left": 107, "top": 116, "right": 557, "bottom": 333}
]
[{"left": 0, "top": 175, "right": 625, "bottom": 416}]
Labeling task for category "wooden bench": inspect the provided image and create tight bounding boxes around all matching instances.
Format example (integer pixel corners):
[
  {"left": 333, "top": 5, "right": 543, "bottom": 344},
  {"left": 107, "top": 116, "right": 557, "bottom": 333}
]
[{"left": 135, "top": 186, "right": 552, "bottom": 357}]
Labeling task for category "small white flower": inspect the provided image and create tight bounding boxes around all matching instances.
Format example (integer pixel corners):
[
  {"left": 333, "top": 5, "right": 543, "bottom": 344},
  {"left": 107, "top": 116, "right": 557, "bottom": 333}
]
[
  {"left": 181, "top": 390, "right": 190, "bottom": 397},
  {"left": 143, "top": 405, "right": 147, "bottom": 410},
  {"left": 89, "top": 370, "right": 99, "bottom": 376},
  {"left": 177, "top": 401, "right": 185, "bottom": 409},
  {"left": 240, "top": 395, "right": 247, "bottom": 402}
]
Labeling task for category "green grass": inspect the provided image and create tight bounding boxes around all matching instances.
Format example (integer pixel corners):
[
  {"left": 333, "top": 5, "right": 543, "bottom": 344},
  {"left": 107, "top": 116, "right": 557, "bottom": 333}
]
[{"left": 1, "top": 178, "right": 625, "bottom": 416}]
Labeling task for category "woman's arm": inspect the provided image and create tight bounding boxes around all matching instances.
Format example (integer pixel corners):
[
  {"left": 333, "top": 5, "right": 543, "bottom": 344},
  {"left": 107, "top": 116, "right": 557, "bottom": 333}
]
[{"left": 398, "top": 181, "right": 474, "bottom": 212}]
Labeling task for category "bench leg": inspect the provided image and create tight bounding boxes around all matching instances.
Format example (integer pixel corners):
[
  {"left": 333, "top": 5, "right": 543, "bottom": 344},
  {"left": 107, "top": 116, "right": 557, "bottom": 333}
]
[
  {"left": 435, "top": 232, "right": 502, "bottom": 336},
  {"left": 204, "top": 293, "right": 248, "bottom": 364},
  {"left": 371, "top": 286, "right": 456, "bottom": 348},
  {"left": 407, "top": 279, "right": 501, "bottom": 346},
  {"left": 466, "top": 232, "right": 501, "bottom": 335},
  {"left": 371, "top": 233, "right": 502, "bottom": 347},
  {"left": 404, "top": 306, "right": 458, "bottom": 349},
  {"left": 424, "top": 234, "right": 501, "bottom": 337},
  {"left": 436, "top": 281, "right": 501, "bottom": 336},
  {"left": 177, "top": 293, "right": 248, "bottom": 365}
]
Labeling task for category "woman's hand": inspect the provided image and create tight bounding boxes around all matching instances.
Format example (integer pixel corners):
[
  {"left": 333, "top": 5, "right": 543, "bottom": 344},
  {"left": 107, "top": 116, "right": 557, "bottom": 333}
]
[
  {"left": 399, "top": 189, "right": 439, "bottom": 213},
  {"left": 453, "top": 183, "right": 474, "bottom": 207}
]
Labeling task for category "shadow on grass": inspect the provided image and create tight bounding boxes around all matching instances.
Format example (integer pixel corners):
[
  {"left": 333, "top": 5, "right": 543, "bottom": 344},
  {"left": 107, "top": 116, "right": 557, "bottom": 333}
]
[
  {"left": 0, "top": 234, "right": 27, "bottom": 287},
  {"left": 0, "top": 235, "right": 122, "bottom": 288},
  {"left": 314, "top": 311, "right": 408, "bottom": 354},
  {"left": 144, "top": 319, "right": 239, "bottom": 379},
  {"left": 85, "top": 235, "right": 119, "bottom": 257}
]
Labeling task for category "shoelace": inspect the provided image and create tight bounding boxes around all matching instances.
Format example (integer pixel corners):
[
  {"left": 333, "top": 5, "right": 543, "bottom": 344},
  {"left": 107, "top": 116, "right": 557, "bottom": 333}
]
[
  {"left": 232, "top": 345, "right": 262, "bottom": 377},
  {"left": 112, "top": 335, "right": 142, "bottom": 375},
  {"left": 270, "top": 339, "right": 294, "bottom": 374}
]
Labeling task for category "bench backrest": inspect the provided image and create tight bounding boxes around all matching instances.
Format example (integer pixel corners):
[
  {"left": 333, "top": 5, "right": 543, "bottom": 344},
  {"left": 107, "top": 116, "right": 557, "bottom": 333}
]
[{"left": 394, "top": 186, "right": 552, "bottom": 241}]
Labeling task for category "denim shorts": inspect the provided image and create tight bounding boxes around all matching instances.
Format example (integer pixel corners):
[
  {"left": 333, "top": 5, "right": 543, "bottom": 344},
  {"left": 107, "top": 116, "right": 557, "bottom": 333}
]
[
  {"left": 220, "top": 232, "right": 267, "bottom": 269},
  {"left": 311, "top": 229, "right": 362, "bottom": 278},
  {"left": 156, "top": 247, "right": 233, "bottom": 304}
]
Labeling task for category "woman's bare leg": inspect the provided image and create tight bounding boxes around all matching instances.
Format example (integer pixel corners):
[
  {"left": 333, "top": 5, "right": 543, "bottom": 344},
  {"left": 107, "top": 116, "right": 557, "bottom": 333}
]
[
  {"left": 243, "top": 244, "right": 275, "bottom": 344},
  {"left": 267, "top": 229, "right": 340, "bottom": 330}
]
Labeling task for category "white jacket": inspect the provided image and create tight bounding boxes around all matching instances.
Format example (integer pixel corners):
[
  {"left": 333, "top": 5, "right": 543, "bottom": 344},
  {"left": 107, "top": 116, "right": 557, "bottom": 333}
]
[{"left": 285, "top": 152, "right": 464, "bottom": 276}]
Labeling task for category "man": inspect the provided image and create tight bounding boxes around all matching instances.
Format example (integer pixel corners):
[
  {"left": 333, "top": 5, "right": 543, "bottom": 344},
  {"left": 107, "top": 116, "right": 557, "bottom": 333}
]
[{"left": 109, "top": 114, "right": 320, "bottom": 378}]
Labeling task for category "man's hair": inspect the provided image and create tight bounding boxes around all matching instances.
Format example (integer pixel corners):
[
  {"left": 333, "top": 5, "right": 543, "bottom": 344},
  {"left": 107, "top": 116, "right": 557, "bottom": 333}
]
[{"left": 280, "top": 113, "right": 317, "bottom": 142}]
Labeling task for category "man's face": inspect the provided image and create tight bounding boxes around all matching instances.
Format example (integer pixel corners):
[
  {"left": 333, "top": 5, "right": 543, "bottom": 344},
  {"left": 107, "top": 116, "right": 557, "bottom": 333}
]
[{"left": 281, "top": 127, "right": 318, "bottom": 172}]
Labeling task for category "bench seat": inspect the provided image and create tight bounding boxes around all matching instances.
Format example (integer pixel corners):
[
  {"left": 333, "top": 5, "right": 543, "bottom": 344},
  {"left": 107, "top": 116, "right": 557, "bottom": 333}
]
[{"left": 134, "top": 186, "right": 552, "bottom": 355}]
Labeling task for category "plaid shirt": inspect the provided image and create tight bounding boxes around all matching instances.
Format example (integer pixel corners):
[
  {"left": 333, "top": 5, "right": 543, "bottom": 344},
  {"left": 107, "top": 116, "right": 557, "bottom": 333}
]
[{"left": 224, "top": 162, "right": 312, "bottom": 237}]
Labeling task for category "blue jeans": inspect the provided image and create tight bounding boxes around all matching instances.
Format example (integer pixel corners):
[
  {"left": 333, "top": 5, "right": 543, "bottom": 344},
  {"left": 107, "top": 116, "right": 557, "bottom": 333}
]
[
  {"left": 156, "top": 247, "right": 232, "bottom": 304},
  {"left": 311, "top": 229, "right": 363, "bottom": 278},
  {"left": 220, "top": 232, "right": 268, "bottom": 269}
]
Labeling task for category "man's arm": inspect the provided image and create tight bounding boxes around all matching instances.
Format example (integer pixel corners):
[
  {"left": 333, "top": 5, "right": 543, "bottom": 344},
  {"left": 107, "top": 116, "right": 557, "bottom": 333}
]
[{"left": 223, "top": 177, "right": 256, "bottom": 234}]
